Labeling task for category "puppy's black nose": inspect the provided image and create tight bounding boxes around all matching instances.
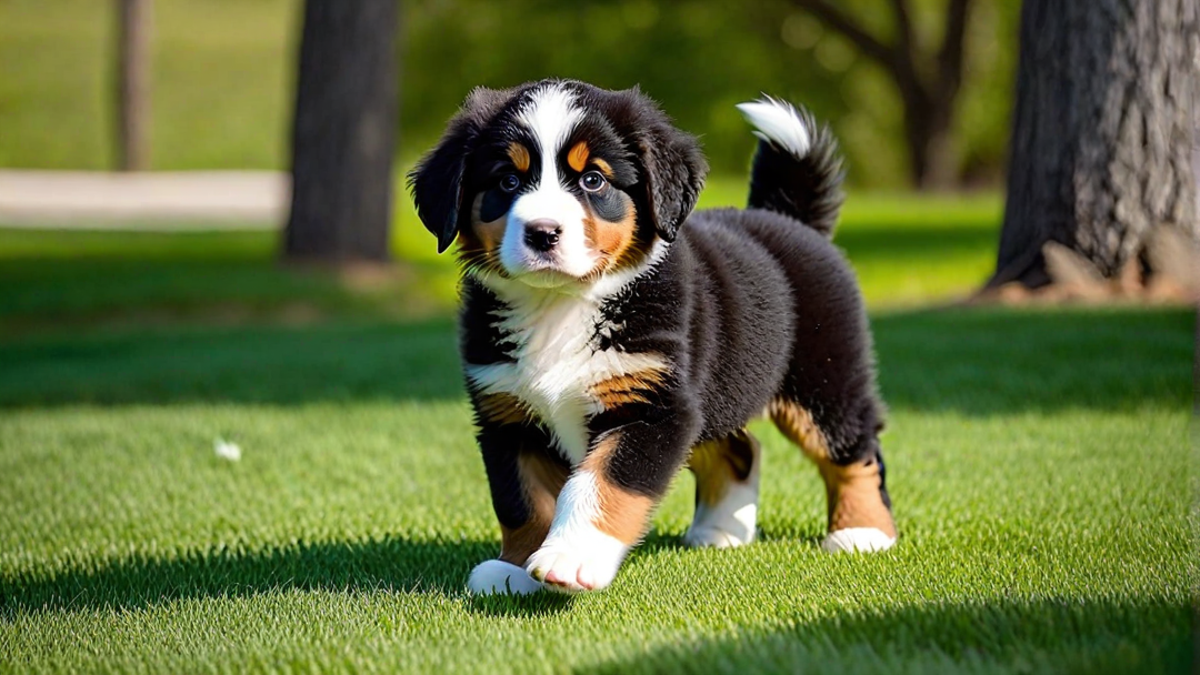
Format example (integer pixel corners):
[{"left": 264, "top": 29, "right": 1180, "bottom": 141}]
[{"left": 524, "top": 220, "right": 562, "bottom": 252}]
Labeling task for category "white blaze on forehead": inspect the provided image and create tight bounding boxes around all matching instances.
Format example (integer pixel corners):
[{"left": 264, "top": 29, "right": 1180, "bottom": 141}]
[
  {"left": 517, "top": 84, "right": 585, "bottom": 177},
  {"left": 501, "top": 84, "right": 595, "bottom": 280}
]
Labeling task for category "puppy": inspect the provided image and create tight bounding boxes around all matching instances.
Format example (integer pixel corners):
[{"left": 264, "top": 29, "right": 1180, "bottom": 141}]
[{"left": 410, "top": 79, "right": 896, "bottom": 595}]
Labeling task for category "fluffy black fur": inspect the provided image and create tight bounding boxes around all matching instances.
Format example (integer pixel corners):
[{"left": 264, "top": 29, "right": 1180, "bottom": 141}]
[
  {"left": 746, "top": 105, "right": 845, "bottom": 238},
  {"left": 411, "top": 80, "right": 892, "bottom": 585}
]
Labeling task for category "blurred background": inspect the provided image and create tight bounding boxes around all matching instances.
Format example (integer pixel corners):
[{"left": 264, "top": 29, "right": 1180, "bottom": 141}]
[
  {"left": 0, "top": 0, "right": 1017, "bottom": 186},
  {"left": 0, "top": 0, "right": 1035, "bottom": 328},
  {"left": 1, "top": 4, "right": 1197, "bottom": 673},
  {"left": 0, "top": 0, "right": 1194, "bottom": 362}
]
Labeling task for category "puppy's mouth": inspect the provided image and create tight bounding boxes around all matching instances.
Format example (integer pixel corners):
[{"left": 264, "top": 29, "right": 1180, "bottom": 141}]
[
  {"left": 499, "top": 233, "right": 601, "bottom": 288},
  {"left": 503, "top": 254, "right": 586, "bottom": 288}
]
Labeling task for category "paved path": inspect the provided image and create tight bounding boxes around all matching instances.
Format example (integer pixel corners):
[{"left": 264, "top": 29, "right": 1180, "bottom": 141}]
[{"left": 0, "top": 170, "right": 288, "bottom": 229}]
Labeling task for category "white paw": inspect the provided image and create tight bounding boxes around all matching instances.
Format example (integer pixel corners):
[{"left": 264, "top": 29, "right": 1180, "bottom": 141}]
[
  {"left": 683, "top": 524, "right": 756, "bottom": 548},
  {"left": 467, "top": 559, "right": 544, "bottom": 595},
  {"left": 525, "top": 537, "right": 626, "bottom": 593},
  {"left": 684, "top": 488, "right": 757, "bottom": 549},
  {"left": 821, "top": 527, "right": 896, "bottom": 553}
]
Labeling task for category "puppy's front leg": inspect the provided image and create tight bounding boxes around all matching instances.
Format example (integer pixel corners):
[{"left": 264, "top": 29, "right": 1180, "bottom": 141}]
[
  {"left": 526, "top": 419, "right": 693, "bottom": 593},
  {"left": 468, "top": 409, "right": 569, "bottom": 596}
]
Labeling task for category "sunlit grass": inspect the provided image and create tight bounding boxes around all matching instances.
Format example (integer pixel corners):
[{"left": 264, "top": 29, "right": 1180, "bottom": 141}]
[
  {"left": 0, "top": 0, "right": 297, "bottom": 170},
  {"left": 0, "top": 307, "right": 1192, "bottom": 674},
  {"left": 2, "top": 190, "right": 1192, "bottom": 674}
]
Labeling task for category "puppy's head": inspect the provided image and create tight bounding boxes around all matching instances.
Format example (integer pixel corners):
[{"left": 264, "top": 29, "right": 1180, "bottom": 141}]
[{"left": 409, "top": 80, "right": 707, "bottom": 290}]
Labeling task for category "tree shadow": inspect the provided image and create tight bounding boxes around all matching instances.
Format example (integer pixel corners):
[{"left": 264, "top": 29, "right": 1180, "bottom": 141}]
[
  {"left": 871, "top": 305, "right": 1194, "bottom": 415},
  {"left": 838, "top": 225, "right": 998, "bottom": 264},
  {"left": 579, "top": 595, "right": 1193, "bottom": 675},
  {"left": 0, "top": 318, "right": 465, "bottom": 408},
  {"left": 0, "top": 304, "right": 1192, "bottom": 415},
  {"left": 0, "top": 534, "right": 574, "bottom": 621}
]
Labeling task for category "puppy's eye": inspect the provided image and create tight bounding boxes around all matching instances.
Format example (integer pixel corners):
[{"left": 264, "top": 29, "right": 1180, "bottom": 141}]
[
  {"left": 499, "top": 174, "right": 521, "bottom": 193},
  {"left": 579, "top": 171, "right": 606, "bottom": 193}
]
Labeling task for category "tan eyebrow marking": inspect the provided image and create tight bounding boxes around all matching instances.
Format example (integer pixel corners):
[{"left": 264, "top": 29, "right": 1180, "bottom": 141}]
[
  {"left": 591, "top": 157, "right": 614, "bottom": 178},
  {"left": 567, "top": 141, "right": 590, "bottom": 172},
  {"left": 507, "top": 142, "right": 530, "bottom": 172}
]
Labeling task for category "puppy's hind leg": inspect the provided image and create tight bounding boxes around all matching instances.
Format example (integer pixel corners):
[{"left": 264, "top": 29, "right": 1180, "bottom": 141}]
[
  {"left": 771, "top": 399, "right": 897, "bottom": 553},
  {"left": 683, "top": 429, "right": 761, "bottom": 548}
]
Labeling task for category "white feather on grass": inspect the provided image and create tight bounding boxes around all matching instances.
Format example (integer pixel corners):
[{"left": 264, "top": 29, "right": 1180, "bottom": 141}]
[
  {"left": 735, "top": 97, "right": 811, "bottom": 157},
  {"left": 214, "top": 438, "right": 241, "bottom": 462}
]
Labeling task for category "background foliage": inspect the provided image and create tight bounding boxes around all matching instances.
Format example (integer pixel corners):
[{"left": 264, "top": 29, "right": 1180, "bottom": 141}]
[{"left": 0, "top": 0, "right": 1019, "bottom": 188}]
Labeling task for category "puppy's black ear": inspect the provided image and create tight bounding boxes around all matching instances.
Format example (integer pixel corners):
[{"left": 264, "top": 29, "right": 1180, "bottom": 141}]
[
  {"left": 618, "top": 89, "right": 708, "bottom": 242},
  {"left": 408, "top": 87, "right": 515, "bottom": 253}
]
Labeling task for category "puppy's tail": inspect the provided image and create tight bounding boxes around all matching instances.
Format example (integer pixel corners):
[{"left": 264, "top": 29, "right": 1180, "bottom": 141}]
[{"left": 737, "top": 97, "right": 844, "bottom": 238}]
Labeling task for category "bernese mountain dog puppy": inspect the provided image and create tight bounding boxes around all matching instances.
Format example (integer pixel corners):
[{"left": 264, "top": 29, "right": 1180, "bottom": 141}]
[{"left": 410, "top": 79, "right": 896, "bottom": 595}]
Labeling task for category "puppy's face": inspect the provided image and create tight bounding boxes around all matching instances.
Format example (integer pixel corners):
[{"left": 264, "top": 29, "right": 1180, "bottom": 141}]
[
  {"left": 411, "top": 81, "right": 708, "bottom": 291},
  {"left": 463, "top": 87, "right": 643, "bottom": 287}
]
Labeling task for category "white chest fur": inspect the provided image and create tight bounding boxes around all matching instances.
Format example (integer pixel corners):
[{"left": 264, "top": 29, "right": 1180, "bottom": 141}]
[{"left": 464, "top": 292, "right": 664, "bottom": 465}]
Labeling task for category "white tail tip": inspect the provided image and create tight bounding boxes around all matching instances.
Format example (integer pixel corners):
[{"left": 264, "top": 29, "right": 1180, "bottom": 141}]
[{"left": 736, "top": 98, "right": 811, "bottom": 157}]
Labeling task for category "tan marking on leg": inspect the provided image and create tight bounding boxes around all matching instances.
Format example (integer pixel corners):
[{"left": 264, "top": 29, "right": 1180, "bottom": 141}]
[
  {"left": 687, "top": 430, "right": 757, "bottom": 507},
  {"left": 772, "top": 398, "right": 895, "bottom": 538},
  {"left": 567, "top": 141, "right": 590, "bottom": 172},
  {"left": 582, "top": 432, "right": 656, "bottom": 545},
  {"left": 817, "top": 458, "right": 897, "bottom": 538},
  {"left": 507, "top": 142, "right": 531, "bottom": 172},
  {"left": 475, "top": 392, "right": 528, "bottom": 426},
  {"left": 499, "top": 450, "right": 568, "bottom": 565},
  {"left": 770, "top": 399, "right": 830, "bottom": 461}
]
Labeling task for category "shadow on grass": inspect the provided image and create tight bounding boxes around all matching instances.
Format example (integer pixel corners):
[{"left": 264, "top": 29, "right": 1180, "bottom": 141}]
[
  {"left": 837, "top": 225, "right": 997, "bottom": 263},
  {"left": 578, "top": 595, "right": 1192, "bottom": 675},
  {"left": 873, "top": 305, "right": 1195, "bottom": 415},
  {"left": 0, "top": 318, "right": 464, "bottom": 407},
  {"left": 3, "top": 534, "right": 1188, "bottom": 674},
  {"left": 0, "top": 530, "right": 720, "bottom": 621},
  {"left": 0, "top": 534, "right": 571, "bottom": 620},
  {"left": 0, "top": 306, "right": 1192, "bottom": 415}
]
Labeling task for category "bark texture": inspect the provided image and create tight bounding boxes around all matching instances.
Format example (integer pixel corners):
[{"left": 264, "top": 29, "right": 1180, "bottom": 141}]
[
  {"left": 991, "top": 0, "right": 1199, "bottom": 288},
  {"left": 284, "top": 0, "right": 399, "bottom": 263},
  {"left": 115, "top": 0, "right": 151, "bottom": 172}
]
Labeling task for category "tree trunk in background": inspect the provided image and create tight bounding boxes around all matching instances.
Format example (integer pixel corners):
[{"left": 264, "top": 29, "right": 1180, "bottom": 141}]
[
  {"left": 115, "top": 0, "right": 151, "bottom": 172},
  {"left": 990, "top": 0, "right": 1198, "bottom": 289},
  {"left": 785, "top": 0, "right": 973, "bottom": 191},
  {"left": 284, "top": 0, "right": 398, "bottom": 263},
  {"left": 898, "top": 79, "right": 958, "bottom": 191}
]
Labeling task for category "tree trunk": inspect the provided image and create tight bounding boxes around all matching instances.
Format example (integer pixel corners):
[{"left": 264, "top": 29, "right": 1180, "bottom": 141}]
[
  {"left": 115, "top": 0, "right": 151, "bottom": 172},
  {"left": 990, "top": 0, "right": 1199, "bottom": 289},
  {"left": 284, "top": 0, "right": 399, "bottom": 264},
  {"left": 900, "top": 85, "right": 958, "bottom": 191}
]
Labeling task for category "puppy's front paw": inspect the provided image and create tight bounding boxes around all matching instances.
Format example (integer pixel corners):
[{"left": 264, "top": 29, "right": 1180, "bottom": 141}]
[
  {"left": 526, "top": 540, "right": 624, "bottom": 593},
  {"left": 467, "top": 559, "right": 544, "bottom": 595}
]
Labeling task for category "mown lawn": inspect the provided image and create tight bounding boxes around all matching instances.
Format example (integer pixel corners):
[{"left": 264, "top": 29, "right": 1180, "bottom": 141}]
[
  {"left": 0, "top": 195, "right": 1195, "bottom": 674},
  {"left": 0, "top": 181, "right": 1000, "bottom": 336},
  {"left": 0, "top": 0, "right": 297, "bottom": 170}
]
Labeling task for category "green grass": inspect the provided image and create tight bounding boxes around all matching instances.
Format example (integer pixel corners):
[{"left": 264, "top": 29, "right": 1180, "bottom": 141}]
[
  {"left": 0, "top": 0, "right": 297, "bottom": 170},
  {"left": 0, "top": 198, "right": 1195, "bottom": 674},
  {"left": 0, "top": 182, "right": 999, "bottom": 337},
  {"left": 1, "top": 308, "right": 1193, "bottom": 674}
]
